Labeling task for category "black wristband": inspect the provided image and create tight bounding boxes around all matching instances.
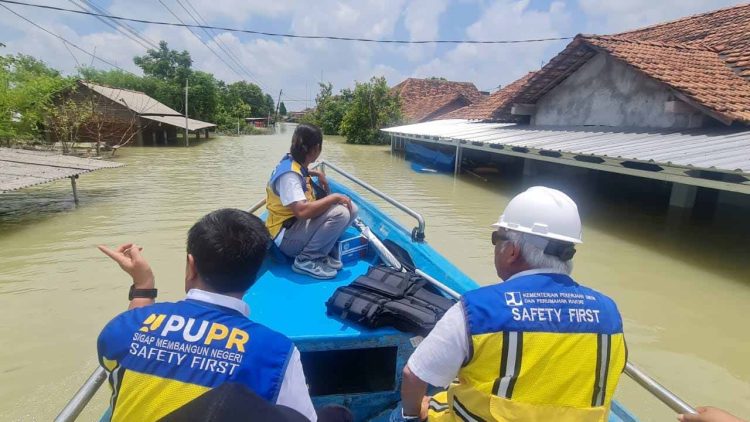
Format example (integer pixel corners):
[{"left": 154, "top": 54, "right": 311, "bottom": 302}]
[{"left": 129, "top": 285, "right": 158, "bottom": 300}]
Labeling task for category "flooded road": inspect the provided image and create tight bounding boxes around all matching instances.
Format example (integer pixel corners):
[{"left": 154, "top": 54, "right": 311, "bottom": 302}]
[{"left": 1, "top": 125, "right": 748, "bottom": 420}]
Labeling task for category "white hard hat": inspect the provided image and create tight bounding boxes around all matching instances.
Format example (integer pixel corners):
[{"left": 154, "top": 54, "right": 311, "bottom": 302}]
[{"left": 492, "top": 186, "right": 583, "bottom": 244}]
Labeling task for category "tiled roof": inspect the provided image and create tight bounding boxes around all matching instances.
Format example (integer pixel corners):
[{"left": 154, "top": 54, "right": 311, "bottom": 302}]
[
  {"left": 585, "top": 36, "right": 750, "bottom": 123},
  {"left": 505, "top": 4, "right": 750, "bottom": 125},
  {"left": 615, "top": 3, "right": 750, "bottom": 78},
  {"left": 441, "top": 72, "right": 536, "bottom": 121},
  {"left": 392, "top": 78, "right": 484, "bottom": 122}
]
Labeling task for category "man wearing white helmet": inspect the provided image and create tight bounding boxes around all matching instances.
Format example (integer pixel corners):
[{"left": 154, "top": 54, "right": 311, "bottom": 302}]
[{"left": 392, "top": 186, "right": 627, "bottom": 422}]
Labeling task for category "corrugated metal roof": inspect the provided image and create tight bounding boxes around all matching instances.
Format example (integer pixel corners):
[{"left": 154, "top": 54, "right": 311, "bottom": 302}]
[
  {"left": 82, "top": 82, "right": 217, "bottom": 131},
  {"left": 82, "top": 82, "right": 181, "bottom": 116},
  {"left": 0, "top": 148, "right": 123, "bottom": 193},
  {"left": 141, "top": 115, "right": 217, "bottom": 131},
  {"left": 383, "top": 120, "right": 750, "bottom": 174}
]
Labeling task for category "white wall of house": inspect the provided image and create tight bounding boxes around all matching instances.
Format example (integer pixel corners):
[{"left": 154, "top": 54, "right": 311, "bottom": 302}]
[{"left": 532, "top": 53, "right": 706, "bottom": 129}]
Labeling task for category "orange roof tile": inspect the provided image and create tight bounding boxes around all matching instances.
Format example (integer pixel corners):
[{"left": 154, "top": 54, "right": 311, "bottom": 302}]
[
  {"left": 392, "top": 78, "right": 484, "bottom": 122},
  {"left": 616, "top": 3, "right": 750, "bottom": 77},
  {"left": 584, "top": 35, "right": 750, "bottom": 123},
  {"left": 506, "top": 4, "right": 750, "bottom": 125},
  {"left": 441, "top": 72, "right": 536, "bottom": 121}
]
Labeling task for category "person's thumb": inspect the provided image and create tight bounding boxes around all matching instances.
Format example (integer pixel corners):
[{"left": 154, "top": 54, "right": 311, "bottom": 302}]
[{"left": 128, "top": 244, "right": 144, "bottom": 261}]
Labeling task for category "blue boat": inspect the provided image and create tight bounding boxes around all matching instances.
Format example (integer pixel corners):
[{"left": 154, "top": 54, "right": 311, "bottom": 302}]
[{"left": 58, "top": 161, "right": 694, "bottom": 422}]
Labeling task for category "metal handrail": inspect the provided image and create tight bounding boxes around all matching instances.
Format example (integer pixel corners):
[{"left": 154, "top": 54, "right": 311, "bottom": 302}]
[
  {"left": 247, "top": 197, "right": 266, "bottom": 214},
  {"left": 54, "top": 367, "right": 107, "bottom": 422},
  {"left": 624, "top": 362, "right": 697, "bottom": 415},
  {"left": 320, "top": 160, "right": 426, "bottom": 242}
]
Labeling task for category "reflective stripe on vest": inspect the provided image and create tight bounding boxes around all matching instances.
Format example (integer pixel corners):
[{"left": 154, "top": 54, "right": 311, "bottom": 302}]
[
  {"left": 440, "top": 273, "right": 626, "bottom": 422},
  {"left": 493, "top": 331, "right": 522, "bottom": 398},
  {"left": 592, "top": 333, "right": 611, "bottom": 407}
]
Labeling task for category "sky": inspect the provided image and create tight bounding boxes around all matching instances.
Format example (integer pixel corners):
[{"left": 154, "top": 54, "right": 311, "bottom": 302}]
[{"left": 0, "top": 0, "right": 744, "bottom": 111}]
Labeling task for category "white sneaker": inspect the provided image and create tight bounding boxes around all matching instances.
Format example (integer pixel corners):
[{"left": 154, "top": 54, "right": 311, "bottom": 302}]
[
  {"left": 322, "top": 255, "right": 343, "bottom": 270},
  {"left": 292, "top": 257, "right": 337, "bottom": 279}
]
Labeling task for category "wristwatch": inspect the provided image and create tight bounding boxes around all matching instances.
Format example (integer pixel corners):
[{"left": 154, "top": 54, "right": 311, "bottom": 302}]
[{"left": 129, "top": 285, "right": 158, "bottom": 300}]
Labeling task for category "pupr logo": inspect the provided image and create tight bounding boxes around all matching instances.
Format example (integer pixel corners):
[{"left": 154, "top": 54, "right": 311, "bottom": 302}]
[
  {"left": 504, "top": 292, "right": 524, "bottom": 306},
  {"left": 139, "top": 313, "right": 249, "bottom": 352}
]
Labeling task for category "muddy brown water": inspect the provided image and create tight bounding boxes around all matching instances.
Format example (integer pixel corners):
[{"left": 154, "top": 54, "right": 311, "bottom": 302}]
[{"left": 1, "top": 125, "right": 748, "bottom": 420}]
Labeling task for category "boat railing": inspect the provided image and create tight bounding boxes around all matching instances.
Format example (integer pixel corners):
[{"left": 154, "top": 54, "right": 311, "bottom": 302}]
[
  {"left": 55, "top": 367, "right": 106, "bottom": 422},
  {"left": 319, "top": 160, "right": 426, "bottom": 242}
]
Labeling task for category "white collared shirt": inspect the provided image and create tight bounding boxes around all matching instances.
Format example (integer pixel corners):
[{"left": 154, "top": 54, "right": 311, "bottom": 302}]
[
  {"left": 406, "top": 269, "right": 565, "bottom": 388},
  {"left": 186, "top": 289, "right": 317, "bottom": 421}
]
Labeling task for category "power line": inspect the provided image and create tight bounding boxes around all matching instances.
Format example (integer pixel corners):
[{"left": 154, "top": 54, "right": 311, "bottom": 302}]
[
  {"left": 158, "top": 0, "right": 246, "bottom": 79},
  {"left": 180, "top": 0, "right": 266, "bottom": 89},
  {"left": 80, "top": 0, "right": 159, "bottom": 49},
  {"left": 68, "top": 0, "right": 152, "bottom": 50},
  {"left": 0, "top": 0, "right": 574, "bottom": 45},
  {"left": 0, "top": 2, "right": 135, "bottom": 75}
]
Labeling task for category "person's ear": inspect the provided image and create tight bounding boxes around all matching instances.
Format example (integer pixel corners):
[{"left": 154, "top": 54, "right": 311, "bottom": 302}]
[
  {"left": 185, "top": 254, "right": 198, "bottom": 292},
  {"left": 506, "top": 242, "right": 522, "bottom": 264}
]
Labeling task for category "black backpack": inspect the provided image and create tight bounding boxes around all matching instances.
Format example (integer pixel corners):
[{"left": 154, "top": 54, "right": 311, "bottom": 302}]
[{"left": 326, "top": 265, "right": 456, "bottom": 336}]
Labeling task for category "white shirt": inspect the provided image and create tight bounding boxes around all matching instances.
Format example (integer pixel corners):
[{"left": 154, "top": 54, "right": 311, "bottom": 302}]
[
  {"left": 186, "top": 289, "right": 317, "bottom": 421},
  {"left": 273, "top": 172, "right": 307, "bottom": 245},
  {"left": 406, "top": 269, "right": 565, "bottom": 388}
]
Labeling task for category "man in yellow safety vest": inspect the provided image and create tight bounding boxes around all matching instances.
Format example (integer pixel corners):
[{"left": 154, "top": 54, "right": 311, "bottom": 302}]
[{"left": 392, "top": 186, "right": 627, "bottom": 422}]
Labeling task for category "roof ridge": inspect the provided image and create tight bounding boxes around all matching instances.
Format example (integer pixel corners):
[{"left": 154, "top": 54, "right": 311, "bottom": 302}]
[
  {"left": 82, "top": 80, "right": 148, "bottom": 96},
  {"left": 614, "top": 3, "right": 750, "bottom": 37},
  {"left": 582, "top": 34, "right": 713, "bottom": 51}
]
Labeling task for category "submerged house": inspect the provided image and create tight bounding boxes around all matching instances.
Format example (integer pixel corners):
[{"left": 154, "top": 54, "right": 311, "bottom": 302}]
[
  {"left": 391, "top": 78, "right": 486, "bottom": 123},
  {"left": 385, "top": 4, "right": 750, "bottom": 210},
  {"left": 52, "top": 81, "right": 216, "bottom": 147}
]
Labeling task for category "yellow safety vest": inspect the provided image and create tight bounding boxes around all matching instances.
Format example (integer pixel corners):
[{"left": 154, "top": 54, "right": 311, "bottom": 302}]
[
  {"left": 265, "top": 155, "right": 316, "bottom": 238},
  {"left": 428, "top": 273, "right": 626, "bottom": 422}
]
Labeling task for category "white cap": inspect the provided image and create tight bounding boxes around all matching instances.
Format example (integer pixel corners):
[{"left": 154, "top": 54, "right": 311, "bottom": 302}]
[{"left": 492, "top": 186, "right": 583, "bottom": 244}]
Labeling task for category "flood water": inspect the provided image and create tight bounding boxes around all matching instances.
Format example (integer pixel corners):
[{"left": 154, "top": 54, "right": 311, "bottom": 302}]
[{"left": 1, "top": 124, "right": 748, "bottom": 421}]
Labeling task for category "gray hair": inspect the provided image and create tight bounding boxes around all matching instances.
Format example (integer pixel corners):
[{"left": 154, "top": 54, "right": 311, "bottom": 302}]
[{"left": 505, "top": 231, "right": 573, "bottom": 275}]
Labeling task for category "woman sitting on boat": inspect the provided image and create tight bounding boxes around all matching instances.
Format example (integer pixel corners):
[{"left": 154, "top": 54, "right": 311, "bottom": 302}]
[{"left": 265, "top": 124, "right": 358, "bottom": 279}]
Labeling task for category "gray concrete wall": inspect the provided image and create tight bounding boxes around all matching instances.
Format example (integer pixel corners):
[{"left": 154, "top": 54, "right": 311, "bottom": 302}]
[{"left": 532, "top": 53, "right": 705, "bottom": 129}]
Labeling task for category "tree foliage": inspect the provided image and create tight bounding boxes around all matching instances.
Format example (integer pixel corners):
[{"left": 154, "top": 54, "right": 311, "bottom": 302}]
[
  {"left": 133, "top": 41, "right": 192, "bottom": 82},
  {"left": 302, "top": 78, "right": 400, "bottom": 143},
  {"left": 340, "top": 77, "right": 401, "bottom": 144},
  {"left": 0, "top": 53, "right": 72, "bottom": 143},
  {"left": 279, "top": 101, "right": 287, "bottom": 115}
]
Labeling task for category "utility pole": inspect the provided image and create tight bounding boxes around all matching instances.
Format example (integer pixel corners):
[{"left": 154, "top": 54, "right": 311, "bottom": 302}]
[
  {"left": 184, "top": 78, "right": 189, "bottom": 147},
  {"left": 237, "top": 115, "right": 240, "bottom": 136},
  {"left": 274, "top": 89, "right": 283, "bottom": 124}
]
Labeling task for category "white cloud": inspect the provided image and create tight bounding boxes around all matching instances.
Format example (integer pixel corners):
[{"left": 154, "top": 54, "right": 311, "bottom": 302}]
[
  {"left": 412, "top": 0, "right": 572, "bottom": 89},
  {"left": 578, "top": 0, "right": 745, "bottom": 34}
]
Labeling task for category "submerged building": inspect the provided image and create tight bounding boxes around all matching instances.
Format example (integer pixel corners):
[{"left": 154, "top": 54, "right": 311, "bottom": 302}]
[
  {"left": 51, "top": 81, "right": 216, "bottom": 147},
  {"left": 385, "top": 4, "right": 750, "bottom": 210},
  {"left": 391, "top": 78, "right": 487, "bottom": 123}
]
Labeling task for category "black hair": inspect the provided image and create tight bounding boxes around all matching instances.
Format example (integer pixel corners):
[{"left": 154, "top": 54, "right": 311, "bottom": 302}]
[
  {"left": 187, "top": 208, "right": 270, "bottom": 294},
  {"left": 290, "top": 124, "right": 323, "bottom": 164}
]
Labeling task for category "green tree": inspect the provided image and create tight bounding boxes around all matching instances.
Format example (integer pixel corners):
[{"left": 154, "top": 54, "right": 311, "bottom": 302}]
[
  {"left": 133, "top": 41, "right": 192, "bottom": 82},
  {"left": 221, "top": 81, "right": 272, "bottom": 118},
  {"left": 186, "top": 71, "right": 219, "bottom": 122},
  {"left": 0, "top": 53, "right": 71, "bottom": 143},
  {"left": 339, "top": 76, "right": 401, "bottom": 144},
  {"left": 302, "top": 82, "right": 352, "bottom": 135},
  {"left": 279, "top": 101, "right": 287, "bottom": 115}
]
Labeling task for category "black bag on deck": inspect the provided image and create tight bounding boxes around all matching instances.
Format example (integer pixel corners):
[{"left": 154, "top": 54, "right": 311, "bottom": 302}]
[{"left": 325, "top": 265, "right": 456, "bottom": 335}]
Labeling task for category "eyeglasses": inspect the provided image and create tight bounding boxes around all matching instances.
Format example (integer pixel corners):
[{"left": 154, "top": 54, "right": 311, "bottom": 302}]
[{"left": 491, "top": 231, "right": 510, "bottom": 246}]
